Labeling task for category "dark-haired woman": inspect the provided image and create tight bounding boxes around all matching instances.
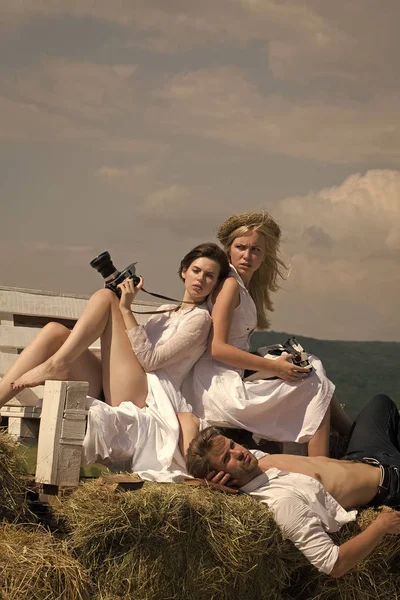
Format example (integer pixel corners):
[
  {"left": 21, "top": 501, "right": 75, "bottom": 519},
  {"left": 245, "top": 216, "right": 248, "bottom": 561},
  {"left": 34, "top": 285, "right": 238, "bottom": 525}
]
[{"left": 0, "top": 244, "right": 229, "bottom": 470}]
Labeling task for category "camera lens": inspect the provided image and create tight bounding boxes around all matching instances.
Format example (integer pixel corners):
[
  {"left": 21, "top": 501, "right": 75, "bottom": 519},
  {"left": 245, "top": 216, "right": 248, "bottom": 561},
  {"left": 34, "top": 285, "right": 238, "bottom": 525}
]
[{"left": 90, "top": 251, "right": 117, "bottom": 279}]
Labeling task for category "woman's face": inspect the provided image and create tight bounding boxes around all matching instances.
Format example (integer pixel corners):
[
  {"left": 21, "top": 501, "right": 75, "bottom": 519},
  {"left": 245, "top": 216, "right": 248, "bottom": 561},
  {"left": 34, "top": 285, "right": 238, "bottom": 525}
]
[
  {"left": 181, "top": 257, "right": 221, "bottom": 302},
  {"left": 229, "top": 230, "right": 266, "bottom": 282}
]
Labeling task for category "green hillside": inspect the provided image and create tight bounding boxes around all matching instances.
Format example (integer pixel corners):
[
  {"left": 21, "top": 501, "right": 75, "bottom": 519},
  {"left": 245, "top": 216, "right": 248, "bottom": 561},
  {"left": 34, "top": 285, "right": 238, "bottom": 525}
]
[{"left": 250, "top": 331, "right": 400, "bottom": 420}]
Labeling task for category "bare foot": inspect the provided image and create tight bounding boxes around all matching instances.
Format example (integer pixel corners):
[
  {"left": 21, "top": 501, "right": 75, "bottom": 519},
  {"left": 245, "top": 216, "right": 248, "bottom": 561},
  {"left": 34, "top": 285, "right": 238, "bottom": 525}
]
[{"left": 12, "top": 359, "right": 69, "bottom": 389}]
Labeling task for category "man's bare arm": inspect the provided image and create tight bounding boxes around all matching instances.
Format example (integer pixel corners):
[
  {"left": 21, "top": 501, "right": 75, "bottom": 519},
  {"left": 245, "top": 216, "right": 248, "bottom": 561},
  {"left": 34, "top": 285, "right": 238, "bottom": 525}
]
[
  {"left": 330, "top": 510, "right": 400, "bottom": 578},
  {"left": 177, "top": 412, "right": 200, "bottom": 457}
]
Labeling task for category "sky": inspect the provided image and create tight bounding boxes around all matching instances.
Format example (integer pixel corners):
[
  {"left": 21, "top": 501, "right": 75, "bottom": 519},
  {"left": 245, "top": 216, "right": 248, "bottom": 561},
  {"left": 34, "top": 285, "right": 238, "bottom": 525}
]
[{"left": 1, "top": 1, "right": 400, "bottom": 341}]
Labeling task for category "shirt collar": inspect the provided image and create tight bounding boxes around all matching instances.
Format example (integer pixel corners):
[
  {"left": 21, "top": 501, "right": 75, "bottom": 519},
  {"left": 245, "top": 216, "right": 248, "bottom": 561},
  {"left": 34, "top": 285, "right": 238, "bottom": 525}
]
[{"left": 240, "top": 469, "right": 281, "bottom": 493}]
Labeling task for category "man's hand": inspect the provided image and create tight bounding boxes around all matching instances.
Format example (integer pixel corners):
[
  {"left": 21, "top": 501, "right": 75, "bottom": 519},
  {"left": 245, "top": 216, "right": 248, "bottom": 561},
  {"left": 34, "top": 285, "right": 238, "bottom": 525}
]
[
  {"left": 206, "top": 470, "right": 239, "bottom": 490},
  {"left": 331, "top": 509, "right": 400, "bottom": 578},
  {"left": 374, "top": 509, "right": 400, "bottom": 534}
]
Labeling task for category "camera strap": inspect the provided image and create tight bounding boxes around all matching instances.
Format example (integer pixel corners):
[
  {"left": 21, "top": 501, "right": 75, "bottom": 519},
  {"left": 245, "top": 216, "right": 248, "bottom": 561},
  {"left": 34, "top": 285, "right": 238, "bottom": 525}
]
[{"left": 130, "top": 286, "right": 199, "bottom": 315}]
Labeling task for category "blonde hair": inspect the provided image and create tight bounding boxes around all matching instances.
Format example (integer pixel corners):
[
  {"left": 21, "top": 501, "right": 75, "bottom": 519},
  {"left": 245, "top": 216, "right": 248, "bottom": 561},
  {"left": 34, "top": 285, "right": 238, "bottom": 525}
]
[{"left": 217, "top": 211, "right": 287, "bottom": 329}]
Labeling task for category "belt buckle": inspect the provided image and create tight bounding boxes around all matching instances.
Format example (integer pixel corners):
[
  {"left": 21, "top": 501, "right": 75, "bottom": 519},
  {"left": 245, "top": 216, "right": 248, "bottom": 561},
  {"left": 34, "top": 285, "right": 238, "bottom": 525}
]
[{"left": 361, "top": 457, "right": 381, "bottom": 468}]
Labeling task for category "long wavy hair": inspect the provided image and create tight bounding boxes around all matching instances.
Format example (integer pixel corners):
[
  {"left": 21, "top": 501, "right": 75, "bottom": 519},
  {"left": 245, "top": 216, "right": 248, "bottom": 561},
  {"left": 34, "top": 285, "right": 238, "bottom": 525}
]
[{"left": 217, "top": 212, "right": 287, "bottom": 330}]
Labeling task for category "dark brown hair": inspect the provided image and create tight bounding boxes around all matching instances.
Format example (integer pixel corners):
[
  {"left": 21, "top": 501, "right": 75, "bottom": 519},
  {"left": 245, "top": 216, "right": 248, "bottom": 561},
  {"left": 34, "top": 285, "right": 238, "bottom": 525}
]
[
  {"left": 178, "top": 243, "right": 230, "bottom": 283},
  {"left": 186, "top": 426, "right": 220, "bottom": 478}
]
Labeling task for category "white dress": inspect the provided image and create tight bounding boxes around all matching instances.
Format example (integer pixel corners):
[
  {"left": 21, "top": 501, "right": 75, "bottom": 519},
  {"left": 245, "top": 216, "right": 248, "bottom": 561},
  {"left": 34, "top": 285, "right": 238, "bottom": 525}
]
[
  {"left": 82, "top": 304, "right": 211, "bottom": 479},
  {"left": 183, "top": 268, "right": 335, "bottom": 443}
]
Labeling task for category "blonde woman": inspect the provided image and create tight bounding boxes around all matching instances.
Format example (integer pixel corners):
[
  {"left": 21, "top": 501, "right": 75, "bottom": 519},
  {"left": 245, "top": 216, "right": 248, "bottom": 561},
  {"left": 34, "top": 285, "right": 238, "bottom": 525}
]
[{"left": 183, "top": 213, "right": 352, "bottom": 457}]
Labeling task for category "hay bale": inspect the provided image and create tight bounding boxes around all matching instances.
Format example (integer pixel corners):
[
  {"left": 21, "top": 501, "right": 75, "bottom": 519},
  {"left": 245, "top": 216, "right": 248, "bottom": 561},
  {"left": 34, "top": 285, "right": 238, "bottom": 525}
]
[
  {"left": 0, "top": 430, "right": 32, "bottom": 522},
  {"left": 285, "top": 507, "right": 400, "bottom": 600},
  {"left": 54, "top": 480, "right": 302, "bottom": 600},
  {"left": 0, "top": 523, "right": 93, "bottom": 600},
  {"left": 53, "top": 481, "right": 400, "bottom": 600}
]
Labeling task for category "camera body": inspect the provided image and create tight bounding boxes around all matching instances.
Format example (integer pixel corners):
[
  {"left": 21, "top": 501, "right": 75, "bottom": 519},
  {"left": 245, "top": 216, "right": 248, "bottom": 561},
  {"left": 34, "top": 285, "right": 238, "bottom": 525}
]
[
  {"left": 90, "top": 251, "right": 140, "bottom": 297},
  {"left": 243, "top": 337, "right": 311, "bottom": 381},
  {"left": 270, "top": 337, "right": 311, "bottom": 369}
]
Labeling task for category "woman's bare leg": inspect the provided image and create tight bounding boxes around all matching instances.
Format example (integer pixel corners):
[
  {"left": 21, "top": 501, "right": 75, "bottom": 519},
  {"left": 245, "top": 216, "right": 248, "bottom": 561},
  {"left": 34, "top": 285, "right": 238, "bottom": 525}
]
[
  {"left": 307, "top": 394, "right": 352, "bottom": 457},
  {"left": 12, "top": 289, "right": 115, "bottom": 388},
  {"left": 0, "top": 322, "right": 69, "bottom": 409},
  {"left": 0, "top": 321, "right": 104, "bottom": 407},
  {"left": 12, "top": 289, "right": 148, "bottom": 408},
  {"left": 330, "top": 394, "right": 353, "bottom": 437},
  {"left": 307, "top": 405, "right": 331, "bottom": 457},
  {"left": 99, "top": 291, "right": 148, "bottom": 408}
]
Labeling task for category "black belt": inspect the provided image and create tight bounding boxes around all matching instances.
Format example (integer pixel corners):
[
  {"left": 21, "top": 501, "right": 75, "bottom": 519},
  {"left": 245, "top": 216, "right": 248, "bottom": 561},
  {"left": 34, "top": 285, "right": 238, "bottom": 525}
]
[{"left": 357, "top": 457, "right": 399, "bottom": 507}]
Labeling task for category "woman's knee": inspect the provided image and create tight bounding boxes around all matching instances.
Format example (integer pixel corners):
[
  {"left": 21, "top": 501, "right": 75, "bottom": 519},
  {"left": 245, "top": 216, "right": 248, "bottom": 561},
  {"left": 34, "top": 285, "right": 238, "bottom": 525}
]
[
  {"left": 38, "top": 322, "right": 70, "bottom": 353},
  {"left": 91, "top": 287, "right": 118, "bottom": 306},
  {"left": 42, "top": 322, "right": 70, "bottom": 342}
]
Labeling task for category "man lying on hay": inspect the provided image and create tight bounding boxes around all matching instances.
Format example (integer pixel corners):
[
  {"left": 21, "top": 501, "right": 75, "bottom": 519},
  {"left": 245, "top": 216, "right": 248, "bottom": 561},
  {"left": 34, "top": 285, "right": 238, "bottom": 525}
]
[{"left": 181, "top": 393, "right": 400, "bottom": 579}]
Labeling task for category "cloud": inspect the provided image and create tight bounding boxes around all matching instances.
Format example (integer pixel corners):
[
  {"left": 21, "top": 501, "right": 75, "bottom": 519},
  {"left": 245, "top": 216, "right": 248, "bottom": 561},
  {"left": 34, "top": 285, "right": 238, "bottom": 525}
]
[
  {"left": 270, "top": 169, "right": 400, "bottom": 340},
  {"left": 94, "top": 159, "right": 164, "bottom": 197},
  {"left": 9, "top": 57, "right": 138, "bottom": 121},
  {"left": 153, "top": 67, "right": 400, "bottom": 165},
  {"left": 137, "top": 184, "right": 228, "bottom": 234},
  {"left": 0, "top": 58, "right": 168, "bottom": 156},
  {"left": 0, "top": 95, "right": 104, "bottom": 143},
  {"left": 3, "top": 0, "right": 399, "bottom": 87}
]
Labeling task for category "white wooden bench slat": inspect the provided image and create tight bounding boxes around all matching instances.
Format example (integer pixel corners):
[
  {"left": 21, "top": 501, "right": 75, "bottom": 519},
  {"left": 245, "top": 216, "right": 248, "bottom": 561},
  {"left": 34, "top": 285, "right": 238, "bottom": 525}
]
[
  {"left": 0, "top": 286, "right": 161, "bottom": 321},
  {"left": 35, "top": 380, "right": 90, "bottom": 486},
  {"left": 0, "top": 352, "right": 20, "bottom": 376},
  {"left": 0, "top": 326, "right": 102, "bottom": 358},
  {"left": 0, "top": 289, "right": 88, "bottom": 320},
  {"left": 0, "top": 325, "right": 45, "bottom": 349}
]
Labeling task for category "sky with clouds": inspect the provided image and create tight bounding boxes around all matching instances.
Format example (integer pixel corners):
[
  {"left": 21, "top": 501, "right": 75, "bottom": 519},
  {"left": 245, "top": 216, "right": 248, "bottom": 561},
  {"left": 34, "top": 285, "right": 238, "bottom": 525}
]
[{"left": 1, "top": 1, "right": 400, "bottom": 341}]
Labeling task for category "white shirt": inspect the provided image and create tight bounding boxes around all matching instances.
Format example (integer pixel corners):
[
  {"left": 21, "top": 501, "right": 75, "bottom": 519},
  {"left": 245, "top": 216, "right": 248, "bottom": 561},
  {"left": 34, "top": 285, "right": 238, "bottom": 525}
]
[
  {"left": 127, "top": 304, "right": 211, "bottom": 390},
  {"left": 241, "top": 451, "right": 357, "bottom": 575}
]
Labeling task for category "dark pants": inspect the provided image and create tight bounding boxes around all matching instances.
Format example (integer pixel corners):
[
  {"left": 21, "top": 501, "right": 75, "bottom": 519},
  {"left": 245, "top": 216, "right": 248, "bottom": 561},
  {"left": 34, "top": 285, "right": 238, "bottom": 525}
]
[{"left": 343, "top": 394, "right": 400, "bottom": 507}]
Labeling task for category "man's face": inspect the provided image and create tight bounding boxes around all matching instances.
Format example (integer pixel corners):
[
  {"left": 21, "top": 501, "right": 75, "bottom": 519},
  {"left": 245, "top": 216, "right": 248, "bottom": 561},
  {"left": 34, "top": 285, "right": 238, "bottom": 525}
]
[{"left": 208, "top": 435, "right": 259, "bottom": 481}]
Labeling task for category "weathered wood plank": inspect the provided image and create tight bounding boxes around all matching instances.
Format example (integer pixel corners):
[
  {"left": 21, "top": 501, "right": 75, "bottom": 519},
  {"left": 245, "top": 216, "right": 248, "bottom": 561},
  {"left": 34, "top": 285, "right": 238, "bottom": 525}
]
[
  {"left": 0, "top": 352, "right": 17, "bottom": 375},
  {"left": 35, "top": 380, "right": 89, "bottom": 487},
  {"left": 0, "top": 406, "right": 41, "bottom": 418},
  {"left": 0, "top": 325, "right": 101, "bottom": 351},
  {"left": 3, "top": 387, "right": 44, "bottom": 405},
  {"left": 0, "top": 289, "right": 88, "bottom": 320},
  {"left": 7, "top": 417, "right": 40, "bottom": 439},
  {"left": 0, "top": 325, "right": 42, "bottom": 348},
  {"left": 0, "top": 287, "right": 161, "bottom": 323}
]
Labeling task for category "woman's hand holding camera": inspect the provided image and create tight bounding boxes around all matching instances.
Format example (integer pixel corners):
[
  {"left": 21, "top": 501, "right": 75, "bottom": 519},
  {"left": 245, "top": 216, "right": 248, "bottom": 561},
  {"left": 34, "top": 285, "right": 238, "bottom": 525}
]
[
  {"left": 270, "top": 352, "right": 311, "bottom": 382},
  {"left": 118, "top": 277, "right": 143, "bottom": 314}
]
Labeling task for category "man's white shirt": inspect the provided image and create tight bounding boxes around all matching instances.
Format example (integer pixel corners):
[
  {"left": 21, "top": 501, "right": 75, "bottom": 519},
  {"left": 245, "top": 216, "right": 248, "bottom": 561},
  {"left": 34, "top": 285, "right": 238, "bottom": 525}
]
[{"left": 240, "top": 451, "right": 357, "bottom": 574}]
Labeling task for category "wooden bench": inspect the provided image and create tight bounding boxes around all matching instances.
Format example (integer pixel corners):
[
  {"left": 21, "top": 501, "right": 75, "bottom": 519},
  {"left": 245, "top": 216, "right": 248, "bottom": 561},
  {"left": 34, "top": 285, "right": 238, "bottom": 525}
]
[{"left": 0, "top": 285, "right": 160, "bottom": 490}]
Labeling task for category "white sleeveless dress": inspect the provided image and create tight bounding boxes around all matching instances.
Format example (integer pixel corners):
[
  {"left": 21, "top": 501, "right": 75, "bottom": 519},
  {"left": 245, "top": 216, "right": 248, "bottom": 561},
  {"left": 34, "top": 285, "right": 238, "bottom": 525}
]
[{"left": 183, "top": 268, "right": 335, "bottom": 443}]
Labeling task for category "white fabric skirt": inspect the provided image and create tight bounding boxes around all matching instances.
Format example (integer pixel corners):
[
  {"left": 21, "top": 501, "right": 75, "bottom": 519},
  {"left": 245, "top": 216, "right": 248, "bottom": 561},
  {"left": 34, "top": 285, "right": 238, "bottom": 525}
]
[
  {"left": 186, "top": 354, "right": 335, "bottom": 443},
  {"left": 82, "top": 372, "right": 192, "bottom": 481}
]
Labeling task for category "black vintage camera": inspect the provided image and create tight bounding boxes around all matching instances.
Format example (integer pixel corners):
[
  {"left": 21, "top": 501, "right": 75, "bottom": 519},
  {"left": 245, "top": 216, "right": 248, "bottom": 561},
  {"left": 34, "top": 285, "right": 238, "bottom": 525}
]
[
  {"left": 271, "top": 337, "right": 311, "bottom": 369},
  {"left": 90, "top": 251, "right": 140, "bottom": 297},
  {"left": 243, "top": 337, "right": 312, "bottom": 381}
]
